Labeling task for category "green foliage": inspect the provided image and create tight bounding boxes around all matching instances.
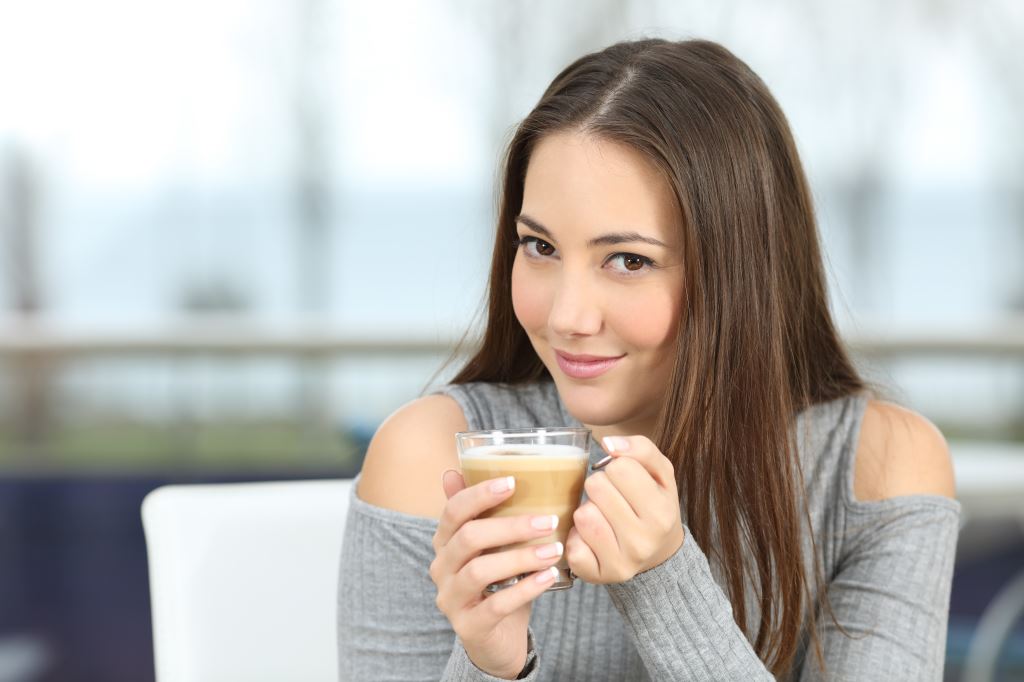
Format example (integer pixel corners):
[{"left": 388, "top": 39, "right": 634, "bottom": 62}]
[{"left": 0, "top": 419, "right": 366, "bottom": 474}]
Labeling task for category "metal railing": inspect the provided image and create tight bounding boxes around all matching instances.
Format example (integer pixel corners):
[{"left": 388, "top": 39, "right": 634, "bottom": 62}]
[{"left": 2, "top": 316, "right": 1024, "bottom": 357}]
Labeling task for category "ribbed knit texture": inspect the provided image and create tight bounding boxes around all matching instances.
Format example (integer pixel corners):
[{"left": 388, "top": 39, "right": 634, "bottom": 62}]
[{"left": 337, "top": 381, "right": 960, "bottom": 680}]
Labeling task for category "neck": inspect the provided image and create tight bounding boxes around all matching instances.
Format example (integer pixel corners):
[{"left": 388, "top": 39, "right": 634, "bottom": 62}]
[
  {"left": 551, "top": 382, "right": 660, "bottom": 450},
  {"left": 583, "top": 415, "right": 657, "bottom": 450}
]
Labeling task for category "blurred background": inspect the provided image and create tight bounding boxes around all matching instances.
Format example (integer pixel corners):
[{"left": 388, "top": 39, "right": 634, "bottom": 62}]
[{"left": 1, "top": 0, "right": 1022, "bottom": 680}]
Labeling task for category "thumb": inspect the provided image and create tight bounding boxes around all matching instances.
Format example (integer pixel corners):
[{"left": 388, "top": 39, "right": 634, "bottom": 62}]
[{"left": 441, "top": 469, "right": 465, "bottom": 499}]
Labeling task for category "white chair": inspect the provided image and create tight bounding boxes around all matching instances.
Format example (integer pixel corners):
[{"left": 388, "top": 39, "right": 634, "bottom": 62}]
[{"left": 141, "top": 479, "right": 353, "bottom": 682}]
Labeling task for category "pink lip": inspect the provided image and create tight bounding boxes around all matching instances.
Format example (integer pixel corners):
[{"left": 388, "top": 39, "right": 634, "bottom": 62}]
[{"left": 554, "top": 350, "right": 625, "bottom": 379}]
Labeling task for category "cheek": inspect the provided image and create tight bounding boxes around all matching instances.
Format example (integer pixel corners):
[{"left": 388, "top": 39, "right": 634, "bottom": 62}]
[
  {"left": 511, "top": 259, "right": 551, "bottom": 331},
  {"left": 608, "top": 285, "right": 680, "bottom": 351}
]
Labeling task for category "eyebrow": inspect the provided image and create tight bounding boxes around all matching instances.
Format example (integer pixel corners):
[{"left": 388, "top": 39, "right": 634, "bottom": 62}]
[{"left": 515, "top": 214, "right": 669, "bottom": 249}]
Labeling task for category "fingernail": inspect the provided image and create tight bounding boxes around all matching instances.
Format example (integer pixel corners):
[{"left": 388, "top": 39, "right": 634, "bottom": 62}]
[
  {"left": 531, "top": 514, "right": 559, "bottom": 530},
  {"left": 490, "top": 476, "right": 515, "bottom": 494},
  {"left": 602, "top": 436, "right": 630, "bottom": 452},
  {"left": 535, "top": 542, "right": 563, "bottom": 559},
  {"left": 535, "top": 566, "right": 559, "bottom": 584}
]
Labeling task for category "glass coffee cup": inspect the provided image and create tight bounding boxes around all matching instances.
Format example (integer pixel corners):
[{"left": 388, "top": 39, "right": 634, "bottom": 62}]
[{"left": 455, "top": 427, "right": 590, "bottom": 592}]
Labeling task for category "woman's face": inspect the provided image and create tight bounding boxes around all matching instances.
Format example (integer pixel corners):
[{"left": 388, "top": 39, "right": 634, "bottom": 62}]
[{"left": 512, "top": 131, "right": 686, "bottom": 435}]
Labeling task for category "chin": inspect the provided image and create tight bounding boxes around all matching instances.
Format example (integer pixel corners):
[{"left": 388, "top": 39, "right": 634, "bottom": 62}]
[{"left": 552, "top": 377, "right": 626, "bottom": 426}]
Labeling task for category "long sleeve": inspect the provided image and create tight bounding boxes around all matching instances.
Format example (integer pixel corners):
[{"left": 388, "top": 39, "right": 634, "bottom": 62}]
[
  {"left": 798, "top": 498, "right": 961, "bottom": 681},
  {"left": 337, "top": 478, "right": 540, "bottom": 681},
  {"left": 603, "top": 497, "right": 961, "bottom": 681},
  {"left": 604, "top": 526, "right": 775, "bottom": 680}
]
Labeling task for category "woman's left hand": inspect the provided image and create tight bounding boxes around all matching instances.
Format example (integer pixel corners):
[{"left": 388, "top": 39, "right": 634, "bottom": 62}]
[{"left": 566, "top": 435, "right": 685, "bottom": 584}]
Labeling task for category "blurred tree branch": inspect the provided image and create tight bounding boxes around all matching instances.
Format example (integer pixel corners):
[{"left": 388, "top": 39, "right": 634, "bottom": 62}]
[
  {"left": 970, "top": 0, "right": 1024, "bottom": 313},
  {"left": 1, "top": 146, "right": 51, "bottom": 459}
]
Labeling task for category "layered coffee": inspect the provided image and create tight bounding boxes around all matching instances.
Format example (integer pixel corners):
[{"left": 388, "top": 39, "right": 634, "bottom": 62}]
[{"left": 460, "top": 443, "right": 588, "bottom": 588}]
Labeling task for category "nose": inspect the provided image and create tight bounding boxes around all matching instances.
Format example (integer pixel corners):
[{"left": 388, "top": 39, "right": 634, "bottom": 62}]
[{"left": 548, "top": 272, "right": 603, "bottom": 338}]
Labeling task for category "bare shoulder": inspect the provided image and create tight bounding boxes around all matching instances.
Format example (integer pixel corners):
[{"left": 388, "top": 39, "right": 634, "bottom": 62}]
[
  {"left": 356, "top": 393, "right": 468, "bottom": 518},
  {"left": 852, "top": 399, "right": 957, "bottom": 502}
]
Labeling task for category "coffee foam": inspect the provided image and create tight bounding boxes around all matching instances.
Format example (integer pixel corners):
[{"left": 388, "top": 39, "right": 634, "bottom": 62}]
[{"left": 460, "top": 443, "right": 587, "bottom": 460}]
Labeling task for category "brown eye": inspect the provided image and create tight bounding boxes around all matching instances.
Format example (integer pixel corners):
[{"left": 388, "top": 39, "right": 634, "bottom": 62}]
[
  {"left": 517, "top": 236, "right": 556, "bottom": 259},
  {"left": 606, "top": 252, "right": 656, "bottom": 275}
]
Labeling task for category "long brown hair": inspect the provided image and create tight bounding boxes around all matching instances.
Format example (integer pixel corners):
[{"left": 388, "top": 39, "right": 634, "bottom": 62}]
[{"left": 432, "top": 38, "right": 867, "bottom": 677}]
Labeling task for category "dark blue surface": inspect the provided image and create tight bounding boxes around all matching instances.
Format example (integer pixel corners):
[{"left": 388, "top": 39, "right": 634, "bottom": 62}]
[
  {"left": 0, "top": 469, "right": 355, "bottom": 682},
  {"left": 0, "top": 470, "right": 1021, "bottom": 682},
  {"left": 946, "top": 540, "right": 1024, "bottom": 680}
]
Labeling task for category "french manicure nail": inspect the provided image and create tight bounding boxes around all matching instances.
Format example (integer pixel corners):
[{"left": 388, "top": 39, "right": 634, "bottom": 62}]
[
  {"left": 531, "top": 514, "right": 559, "bottom": 530},
  {"left": 602, "top": 436, "right": 630, "bottom": 452},
  {"left": 535, "top": 566, "right": 559, "bottom": 584},
  {"left": 535, "top": 542, "right": 563, "bottom": 559},
  {"left": 490, "top": 476, "right": 515, "bottom": 494}
]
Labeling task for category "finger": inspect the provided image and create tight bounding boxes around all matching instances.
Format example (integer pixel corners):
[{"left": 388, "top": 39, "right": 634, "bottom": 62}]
[
  {"left": 468, "top": 565, "right": 560, "bottom": 629},
  {"left": 442, "top": 469, "right": 465, "bottom": 499},
  {"left": 437, "top": 513, "right": 559, "bottom": 578},
  {"left": 572, "top": 500, "right": 619, "bottom": 568},
  {"left": 449, "top": 540, "right": 564, "bottom": 607},
  {"left": 600, "top": 435, "right": 675, "bottom": 488},
  {"left": 565, "top": 526, "right": 599, "bottom": 581},
  {"left": 433, "top": 475, "right": 516, "bottom": 550},
  {"left": 583, "top": 472, "right": 642, "bottom": 542},
  {"left": 600, "top": 457, "right": 663, "bottom": 522}
]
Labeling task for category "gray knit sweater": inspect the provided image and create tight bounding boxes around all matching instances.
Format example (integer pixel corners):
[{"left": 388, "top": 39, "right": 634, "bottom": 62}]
[{"left": 337, "top": 381, "right": 960, "bottom": 680}]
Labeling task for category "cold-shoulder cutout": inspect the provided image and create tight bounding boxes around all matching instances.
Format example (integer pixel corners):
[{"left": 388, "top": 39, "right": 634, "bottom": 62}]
[
  {"left": 355, "top": 393, "right": 468, "bottom": 518},
  {"left": 340, "top": 383, "right": 962, "bottom": 680},
  {"left": 851, "top": 398, "right": 957, "bottom": 504}
]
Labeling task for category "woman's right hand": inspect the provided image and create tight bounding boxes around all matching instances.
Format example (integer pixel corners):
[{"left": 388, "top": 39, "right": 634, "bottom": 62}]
[{"left": 430, "top": 470, "right": 564, "bottom": 679}]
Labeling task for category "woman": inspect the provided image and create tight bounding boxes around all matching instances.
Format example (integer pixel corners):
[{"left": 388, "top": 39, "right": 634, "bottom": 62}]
[{"left": 339, "top": 38, "right": 959, "bottom": 681}]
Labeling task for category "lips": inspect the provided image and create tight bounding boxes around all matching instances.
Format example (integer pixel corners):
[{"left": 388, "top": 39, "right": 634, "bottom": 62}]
[{"left": 554, "top": 349, "right": 625, "bottom": 379}]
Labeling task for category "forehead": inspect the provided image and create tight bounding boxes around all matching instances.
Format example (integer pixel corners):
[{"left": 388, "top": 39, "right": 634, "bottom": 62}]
[{"left": 522, "top": 131, "right": 681, "bottom": 248}]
